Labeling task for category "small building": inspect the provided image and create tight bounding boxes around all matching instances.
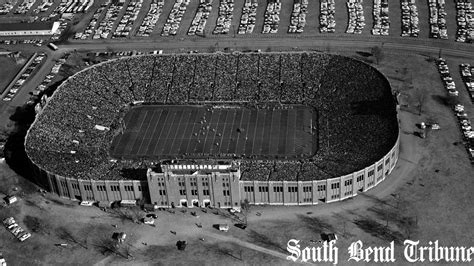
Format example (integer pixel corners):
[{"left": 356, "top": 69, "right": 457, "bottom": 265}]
[
  {"left": 0, "top": 22, "right": 60, "bottom": 36},
  {"left": 5, "top": 196, "right": 17, "bottom": 205}
]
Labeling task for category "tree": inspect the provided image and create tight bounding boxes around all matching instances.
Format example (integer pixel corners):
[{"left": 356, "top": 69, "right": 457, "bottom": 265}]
[
  {"left": 371, "top": 46, "right": 384, "bottom": 65},
  {"left": 241, "top": 199, "right": 251, "bottom": 225},
  {"left": 57, "top": 227, "right": 88, "bottom": 249},
  {"left": 412, "top": 88, "right": 426, "bottom": 115}
]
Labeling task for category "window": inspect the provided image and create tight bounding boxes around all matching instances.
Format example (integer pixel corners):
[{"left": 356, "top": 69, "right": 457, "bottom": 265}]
[
  {"left": 368, "top": 170, "right": 375, "bottom": 177},
  {"left": 258, "top": 186, "right": 268, "bottom": 192},
  {"left": 288, "top": 187, "right": 298, "bottom": 193},
  {"left": 191, "top": 182, "right": 196, "bottom": 187},
  {"left": 191, "top": 190, "right": 198, "bottom": 196},
  {"left": 179, "top": 190, "right": 186, "bottom": 196},
  {"left": 303, "top": 187, "right": 312, "bottom": 193},
  {"left": 331, "top": 183, "right": 340, "bottom": 189},
  {"left": 111, "top": 185, "right": 119, "bottom": 192},
  {"left": 356, "top": 175, "right": 363, "bottom": 182},
  {"left": 244, "top": 186, "right": 254, "bottom": 192},
  {"left": 317, "top": 185, "right": 326, "bottom": 191},
  {"left": 385, "top": 158, "right": 390, "bottom": 165},
  {"left": 223, "top": 190, "right": 230, "bottom": 196},
  {"left": 273, "top": 186, "right": 283, "bottom": 193},
  {"left": 125, "top": 185, "right": 133, "bottom": 192},
  {"left": 159, "top": 190, "right": 166, "bottom": 196},
  {"left": 97, "top": 185, "right": 106, "bottom": 192},
  {"left": 202, "top": 182, "right": 209, "bottom": 187},
  {"left": 203, "top": 189, "right": 209, "bottom": 196},
  {"left": 345, "top": 180, "right": 352, "bottom": 186},
  {"left": 178, "top": 182, "right": 185, "bottom": 187},
  {"left": 378, "top": 164, "right": 383, "bottom": 171},
  {"left": 84, "top": 185, "right": 92, "bottom": 191}
]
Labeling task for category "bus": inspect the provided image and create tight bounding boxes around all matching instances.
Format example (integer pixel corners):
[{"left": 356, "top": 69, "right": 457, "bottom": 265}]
[{"left": 48, "top": 43, "right": 58, "bottom": 51}]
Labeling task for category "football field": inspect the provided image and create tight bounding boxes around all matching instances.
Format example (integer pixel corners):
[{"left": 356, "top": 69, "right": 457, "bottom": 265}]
[{"left": 110, "top": 105, "right": 317, "bottom": 160}]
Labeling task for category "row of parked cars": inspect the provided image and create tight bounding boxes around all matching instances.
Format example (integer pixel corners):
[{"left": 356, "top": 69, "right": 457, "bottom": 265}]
[
  {"left": 93, "top": 0, "right": 123, "bottom": 39},
  {"left": 113, "top": 0, "right": 143, "bottom": 38},
  {"left": 401, "top": 0, "right": 419, "bottom": 37},
  {"left": 454, "top": 103, "right": 473, "bottom": 137},
  {"left": 3, "top": 53, "right": 45, "bottom": 102},
  {"left": 288, "top": 0, "right": 308, "bottom": 34},
  {"left": 429, "top": 0, "right": 448, "bottom": 39},
  {"left": 460, "top": 63, "right": 474, "bottom": 102},
  {"left": 436, "top": 58, "right": 474, "bottom": 162},
  {"left": 213, "top": 0, "right": 234, "bottom": 34},
  {"left": 346, "top": 0, "right": 365, "bottom": 34},
  {"left": 437, "top": 58, "right": 460, "bottom": 97},
  {"left": 33, "top": 0, "right": 54, "bottom": 14},
  {"left": 320, "top": 0, "right": 336, "bottom": 33},
  {"left": 162, "top": 0, "right": 190, "bottom": 36},
  {"left": 454, "top": 0, "right": 473, "bottom": 43},
  {"left": 2, "top": 217, "right": 31, "bottom": 242},
  {"left": 372, "top": 0, "right": 389, "bottom": 36},
  {"left": 74, "top": 0, "right": 111, "bottom": 40},
  {"left": 188, "top": 0, "right": 213, "bottom": 36},
  {"left": 0, "top": 39, "right": 44, "bottom": 46},
  {"left": 453, "top": 103, "right": 474, "bottom": 161},
  {"left": 137, "top": 0, "right": 164, "bottom": 37},
  {"left": 238, "top": 0, "right": 258, "bottom": 34},
  {"left": 262, "top": 0, "right": 281, "bottom": 34},
  {"left": 14, "top": 0, "right": 36, "bottom": 14},
  {"left": 0, "top": 0, "right": 16, "bottom": 15}
]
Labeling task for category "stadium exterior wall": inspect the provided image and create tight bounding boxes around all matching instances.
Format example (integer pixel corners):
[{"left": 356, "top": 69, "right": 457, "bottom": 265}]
[{"left": 35, "top": 135, "right": 399, "bottom": 208}]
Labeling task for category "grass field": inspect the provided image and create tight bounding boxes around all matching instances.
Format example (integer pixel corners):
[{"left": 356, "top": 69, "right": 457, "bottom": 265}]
[
  {"left": 110, "top": 104, "right": 317, "bottom": 160},
  {"left": 0, "top": 56, "right": 25, "bottom": 95}
]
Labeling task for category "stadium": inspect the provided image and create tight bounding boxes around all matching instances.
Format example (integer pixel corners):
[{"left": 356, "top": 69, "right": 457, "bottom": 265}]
[{"left": 24, "top": 51, "right": 399, "bottom": 208}]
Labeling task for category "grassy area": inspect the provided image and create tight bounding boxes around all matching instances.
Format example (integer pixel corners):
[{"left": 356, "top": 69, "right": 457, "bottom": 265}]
[{"left": 0, "top": 55, "right": 27, "bottom": 94}]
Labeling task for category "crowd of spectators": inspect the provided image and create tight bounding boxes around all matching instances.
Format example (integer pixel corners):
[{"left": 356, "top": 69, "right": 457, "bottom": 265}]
[
  {"left": 346, "top": 0, "right": 365, "bottom": 34},
  {"left": 460, "top": 63, "right": 474, "bottom": 102},
  {"left": 401, "top": 0, "right": 419, "bottom": 37},
  {"left": 26, "top": 52, "right": 398, "bottom": 182},
  {"left": 262, "top": 0, "right": 281, "bottom": 34},
  {"left": 238, "top": 0, "right": 258, "bottom": 34},
  {"left": 288, "top": 0, "right": 308, "bottom": 34},
  {"left": 213, "top": 0, "right": 234, "bottom": 34},
  {"left": 429, "top": 0, "right": 448, "bottom": 39},
  {"left": 188, "top": 0, "right": 213, "bottom": 36},
  {"left": 137, "top": 0, "right": 165, "bottom": 37},
  {"left": 319, "top": 0, "right": 336, "bottom": 33},
  {"left": 454, "top": 0, "right": 474, "bottom": 43}
]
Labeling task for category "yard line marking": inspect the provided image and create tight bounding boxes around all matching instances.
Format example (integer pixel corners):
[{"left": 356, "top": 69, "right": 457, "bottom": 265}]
[
  {"left": 140, "top": 109, "right": 163, "bottom": 155},
  {"left": 124, "top": 109, "right": 149, "bottom": 157},
  {"left": 135, "top": 110, "right": 158, "bottom": 156},
  {"left": 149, "top": 108, "right": 170, "bottom": 155}
]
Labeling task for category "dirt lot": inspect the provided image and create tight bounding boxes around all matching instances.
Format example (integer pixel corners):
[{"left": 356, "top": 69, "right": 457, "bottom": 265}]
[{"left": 0, "top": 50, "right": 473, "bottom": 266}]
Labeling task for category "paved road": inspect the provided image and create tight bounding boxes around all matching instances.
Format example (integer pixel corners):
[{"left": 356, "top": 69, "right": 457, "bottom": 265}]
[{"left": 59, "top": 35, "right": 474, "bottom": 59}]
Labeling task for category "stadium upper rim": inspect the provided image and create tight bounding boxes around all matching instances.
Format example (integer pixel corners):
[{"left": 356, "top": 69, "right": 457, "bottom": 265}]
[{"left": 25, "top": 51, "right": 399, "bottom": 181}]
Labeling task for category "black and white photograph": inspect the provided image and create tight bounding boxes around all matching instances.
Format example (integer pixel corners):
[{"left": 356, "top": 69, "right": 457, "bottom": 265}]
[{"left": 0, "top": 0, "right": 472, "bottom": 265}]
